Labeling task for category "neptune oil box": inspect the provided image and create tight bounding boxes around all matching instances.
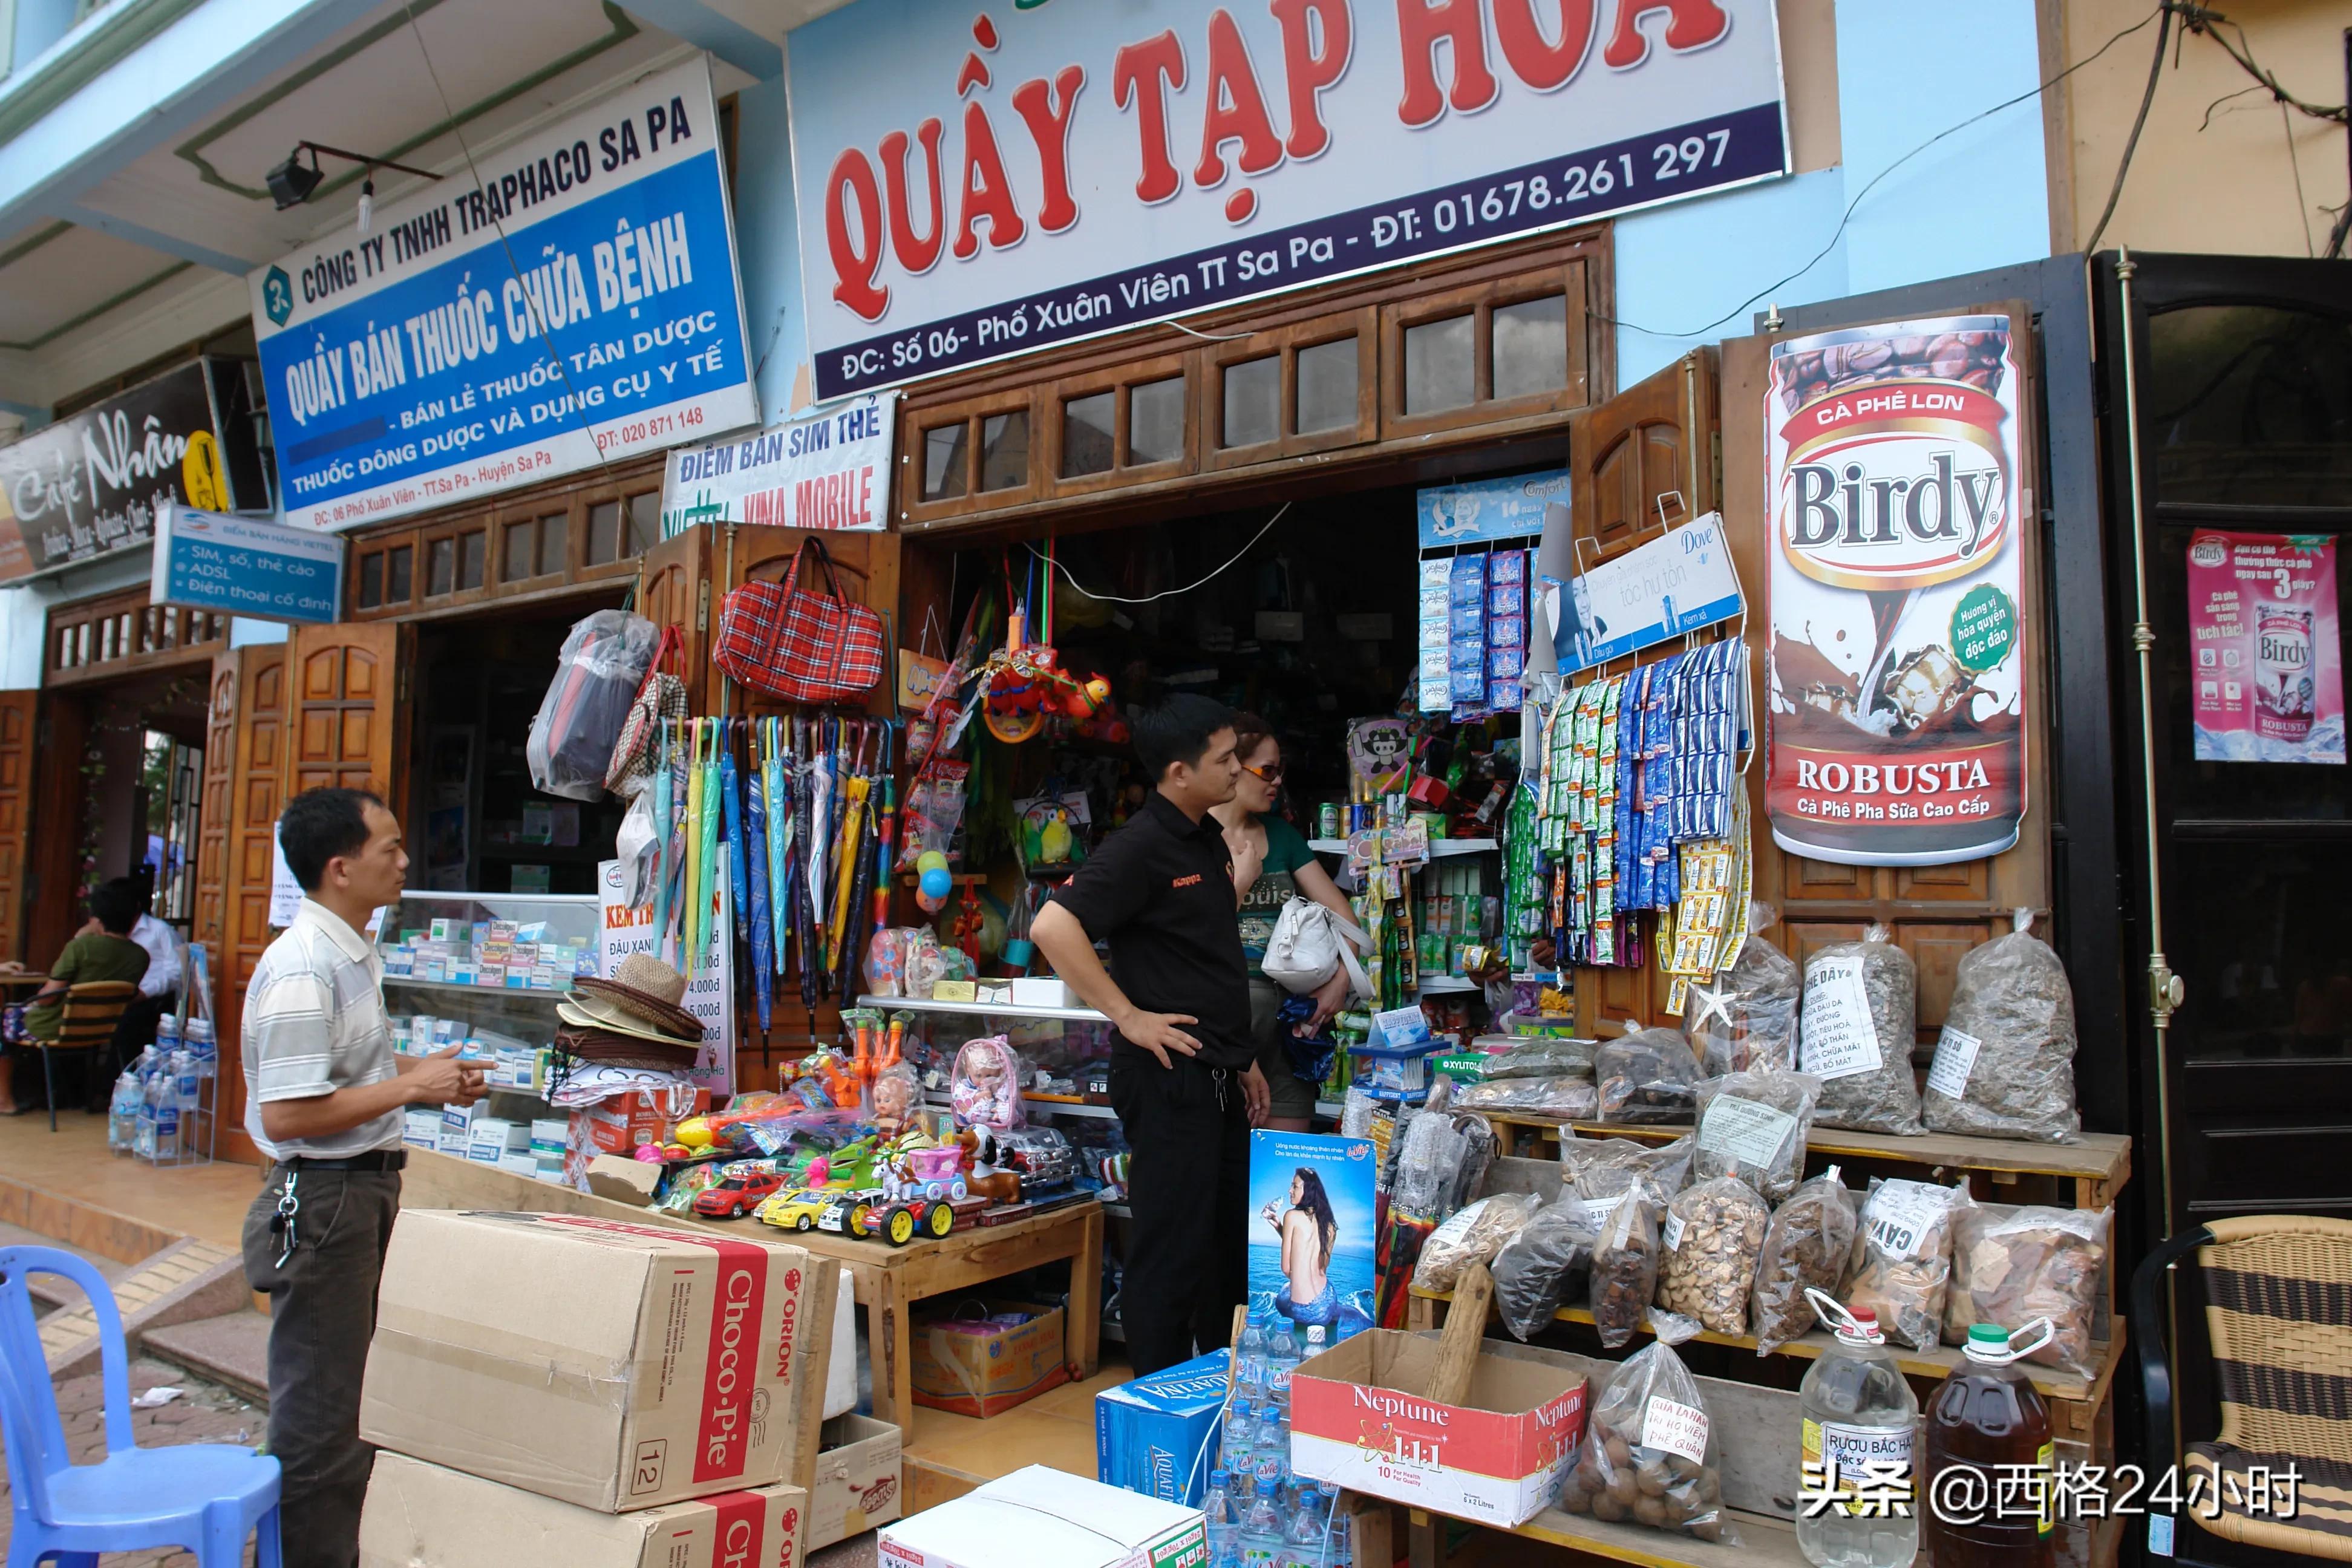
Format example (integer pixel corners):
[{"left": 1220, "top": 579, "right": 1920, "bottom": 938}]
[{"left": 1094, "top": 1350, "right": 1229, "bottom": 1506}]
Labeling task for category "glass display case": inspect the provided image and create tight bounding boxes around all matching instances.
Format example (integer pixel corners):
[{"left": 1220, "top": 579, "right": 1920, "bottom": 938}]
[{"left": 376, "top": 889, "right": 601, "bottom": 1110}]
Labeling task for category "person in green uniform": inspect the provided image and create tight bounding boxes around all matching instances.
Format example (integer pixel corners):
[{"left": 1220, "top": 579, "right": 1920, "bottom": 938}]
[
  {"left": 1215, "top": 713, "right": 1364, "bottom": 1131},
  {"left": 0, "top": 880, "right": 149, "bottom": 1114}
]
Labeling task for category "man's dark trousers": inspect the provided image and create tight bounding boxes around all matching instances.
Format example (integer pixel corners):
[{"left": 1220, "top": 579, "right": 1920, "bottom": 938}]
[
  {"left": 242, "top": 1166, "right": 401, "bottom": 1568},
  {"left": 1112, "top": 1049, "right": 1250, "bottom": 1376}
]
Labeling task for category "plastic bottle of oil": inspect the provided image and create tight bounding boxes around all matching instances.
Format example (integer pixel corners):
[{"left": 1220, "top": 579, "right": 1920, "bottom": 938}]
[{"left": 1924, "top": 1321, "right": 2056, "bottom": 1568}]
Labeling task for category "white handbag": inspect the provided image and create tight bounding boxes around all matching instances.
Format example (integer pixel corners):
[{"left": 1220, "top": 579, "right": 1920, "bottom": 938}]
[{"left": 1261, "top": 896, "right": 1372, "bottom": 998}]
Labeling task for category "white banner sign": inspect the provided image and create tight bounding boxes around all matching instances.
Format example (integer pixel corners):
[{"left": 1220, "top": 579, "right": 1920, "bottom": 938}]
[
  {"left": 661, "top": 392, "right": 897, "bottom": 535},
  {"left": 251, "top": 60, "right": 757, "bottom": 530},
  {"left": 788, "top": 0, "right": 1788, "bottom": 398}
]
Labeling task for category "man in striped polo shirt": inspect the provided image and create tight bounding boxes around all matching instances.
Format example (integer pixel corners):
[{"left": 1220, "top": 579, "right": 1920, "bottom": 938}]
[{"left": 241, "top": 788, "right": 485, "bottom": 1568}]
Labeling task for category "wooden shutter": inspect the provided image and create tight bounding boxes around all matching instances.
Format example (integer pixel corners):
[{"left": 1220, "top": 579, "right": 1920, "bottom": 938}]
[
  {"left": 0, "top": 693, "right": 38, "bottom": 962},
  {"left": 284, "top": 623, "right": 414, "bottom": 812},
  {"left": 638, "top": 526, "right": 711, "bottom": 711},
  {"left": 196, "top": 644, "right": 290, "bottom": 1163}
]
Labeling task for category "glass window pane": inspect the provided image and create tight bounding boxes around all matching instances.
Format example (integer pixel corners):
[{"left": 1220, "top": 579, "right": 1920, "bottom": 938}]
[
  {"left": 427, "top": 537, "right": 454, "bottom": 596},
  {"left": 1296, "top": 338, "right": 1359, "bottom": 434},
  {"left": 587, "top": 501, "right": 621, "bottom": 564},
  {"left": 923, "top": 422, "right": 969, "bottom": 499},
  {"left": 1062, "top": 392, "right": 1114, "bottom": 477},
  {"left": 458, "top": 530, "right": 485, "bottom": 591},
  {"left": 504, "top": 521, "right": 534, "bottom": 581},
  {"left": 387, "top": 546, "right": 412, "bottom": 602},
  {"left": 980, "top": 410, "right": 1028, "bottom": 491},
  {"left": 1492, "top": 295, "right": 1569, "bottom": 401},
  {"left": 359, "top": 553, "right": 384, "bottom": 609},
  {"left": 2149, "top": 304, "right": 2352, "bottom": 508},
  {"left": 1222, "top": 355, "right": 1280, "bottom": 448},
  {"left": 627, "top": 492, "right": 661, "bottom": 554},
  {"left": 1405, "top": 314, "right": 1475, "bottom": 414},
  {"left": 1129, "top": 377, "right": 1184, "bottom": 465},
  {"left": 538, "top": 513, "right": 568, "bottom": 577}
]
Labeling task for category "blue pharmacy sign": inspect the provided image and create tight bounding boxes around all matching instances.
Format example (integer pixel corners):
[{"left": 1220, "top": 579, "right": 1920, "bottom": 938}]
[
  {"left": 248, "top": 60, "right": 756, "bottom": 530},
  {"left": 151, "top": 502, "right": 344, "bottom": 624}
]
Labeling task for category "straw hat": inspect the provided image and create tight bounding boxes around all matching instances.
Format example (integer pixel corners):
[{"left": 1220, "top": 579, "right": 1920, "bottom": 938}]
[
  {"left": 554, "top": 1025, "right": 699, "bottom": 1071},
  {"left": 567, "top": 953, "right": 702, "bottom": 1044}
]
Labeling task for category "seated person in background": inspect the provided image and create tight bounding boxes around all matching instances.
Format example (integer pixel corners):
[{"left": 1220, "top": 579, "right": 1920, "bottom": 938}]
[
  {"left": 93, "top": 878, "right": 181, "bottom": 1109},
  {"left": 0, "top": 880, "right": 150, "bottom": 1114}
]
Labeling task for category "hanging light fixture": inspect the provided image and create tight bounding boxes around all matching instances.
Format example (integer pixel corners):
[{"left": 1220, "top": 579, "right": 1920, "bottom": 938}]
[
  {"left": 358, "top": 176, "right": 376, "bottom": 236},
  {"left": 265, "top": 142, "right": 442, "bottom": 217}
]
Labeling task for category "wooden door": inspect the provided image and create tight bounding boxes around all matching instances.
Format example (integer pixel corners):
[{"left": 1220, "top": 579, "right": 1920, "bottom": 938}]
[
  {"left": 723, "top": 524, "right": 902, "bottom": 721},
  {"left": 639, "top": 526, "right": 711, "bottom": 710},
  {"left": 0, "top": 693, "right": 38, "bottom": 962},
  {"left": 284, "top": 623, "right": 414, "bottom": 811},
  {"left": 1565, "top": 353, "right": 1720, "bottom": 1036},
  {"left": 191, "top": 645, "right": 289, "bottom": 1164}
]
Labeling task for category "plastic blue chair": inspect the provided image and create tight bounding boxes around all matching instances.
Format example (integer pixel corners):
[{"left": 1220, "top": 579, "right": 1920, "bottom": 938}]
[{"left": 0, "top": 1245, "right": 281, "bottom": 1567}]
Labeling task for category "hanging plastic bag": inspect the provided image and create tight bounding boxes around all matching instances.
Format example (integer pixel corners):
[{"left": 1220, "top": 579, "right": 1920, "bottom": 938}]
[
  {"left": 615, "top": 789, "right": 661, "bottom": 907},
  {"left": 1684, "top": 901, "right": 1802, "bottom": 1076},
  {"left": 1923, "top": 910, "right": 2082, "bottom": 1143},
  {"left": 1556, "top": 1341, "right": 1737, "bottom": 1541},
  {"left": 528, "top": 610, "right": 659, "bottom": 802}
]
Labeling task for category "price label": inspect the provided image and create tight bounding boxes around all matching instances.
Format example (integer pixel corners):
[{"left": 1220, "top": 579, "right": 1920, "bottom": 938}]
[
  {"left": 1641, "top": 1396, "right": 1710, "bottom": 1464},
  {"left": 1927, "top": 1027, "right": 1982, "bottom": 1099},
  {"left": 1801, "top": 956, "right": 1883, "bottom": 1081}
]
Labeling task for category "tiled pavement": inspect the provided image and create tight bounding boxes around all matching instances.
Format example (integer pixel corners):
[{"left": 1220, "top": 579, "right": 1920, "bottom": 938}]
[{"left": 0, "top": 1356, "right": 266, "bottom": 1567}]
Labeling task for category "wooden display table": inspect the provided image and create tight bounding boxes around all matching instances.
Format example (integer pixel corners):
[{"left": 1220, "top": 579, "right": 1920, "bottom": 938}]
[{"left": 791, "top": 1196, "right": 1105, "bottom": 1428}]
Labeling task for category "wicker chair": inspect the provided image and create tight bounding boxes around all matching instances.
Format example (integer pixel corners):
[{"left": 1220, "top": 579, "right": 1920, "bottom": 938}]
[
  {"left": 27, "top": 981, "right": 139, "bottom": 1134},
  {"left": 2134, "top": 1214, "right": 2352, "bottom": 1560}
]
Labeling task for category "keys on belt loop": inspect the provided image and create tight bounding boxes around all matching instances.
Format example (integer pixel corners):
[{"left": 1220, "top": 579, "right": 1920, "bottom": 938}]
[{"left": 270, "top": 1170, "right": 301, "bottom": 1267}]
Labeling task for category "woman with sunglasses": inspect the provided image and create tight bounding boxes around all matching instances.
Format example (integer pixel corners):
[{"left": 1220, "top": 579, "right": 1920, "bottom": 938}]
[{"left": 1214, "top": 712, "right": 1362, "bottom": 1131}]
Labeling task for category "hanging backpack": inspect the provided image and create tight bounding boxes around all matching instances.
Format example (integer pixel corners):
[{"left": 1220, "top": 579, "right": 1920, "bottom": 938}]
[
  {"left": 713, "top": 538, "right": 887, "bottom": 704},
  {"left": 606, "top": 623, "right": 687, "bottom": 798}
]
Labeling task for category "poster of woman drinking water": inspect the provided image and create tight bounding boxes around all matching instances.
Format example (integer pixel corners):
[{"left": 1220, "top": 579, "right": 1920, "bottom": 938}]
[{"left": 1248, "top": 1131, "right": 1378, "bottom": 1343}]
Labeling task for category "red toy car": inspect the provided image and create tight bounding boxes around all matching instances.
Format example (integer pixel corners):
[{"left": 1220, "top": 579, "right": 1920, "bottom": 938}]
[{"left": 693, "top": 1169, "right": 787, "bottom": 1219}]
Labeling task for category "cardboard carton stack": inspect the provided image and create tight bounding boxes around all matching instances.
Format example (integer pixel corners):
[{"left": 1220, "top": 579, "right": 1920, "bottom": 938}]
[{"left": 356, "top": 1209, "right": 820, "bottom": 1568}]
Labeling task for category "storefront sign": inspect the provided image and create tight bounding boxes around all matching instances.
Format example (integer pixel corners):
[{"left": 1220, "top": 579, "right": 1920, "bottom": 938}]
[
  {"left": 1561, "top": 511, "right": 1743, "bottom": 670},
  {"left": 151, "top": 501, "right": 343, "bottom": 624},
  {"left": 0, "top": 361, "right": 243, "bottom": 583},
  {"left": 1763, "top": 314, "right": 2029, "bottom": 867},
  {"left": 1416, "top": 469, "right": 1573, "bottom": 550},
  {"left": 2187, "top": 530, "right": 2343, "bottom": 765},
  {"left": 790, "top": 1, "right": 1789, "bottom": 398},
  {"left": 659, "top": 392, "right": 898, "bottom": 535},
  {"left": 251, "top": 60, "right": 757, "bottom": 531},
  {"left": 599, "top": 855, "right": 734, "bottom": 1095}
]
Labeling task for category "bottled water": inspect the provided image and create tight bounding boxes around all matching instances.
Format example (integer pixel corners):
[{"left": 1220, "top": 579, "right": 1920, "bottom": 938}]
[
  {"left": 1252, "top": 1449, "right": 1287, "bottom": 1515},
  {"left": 1220, "top": 1400, "right": 1256, "bottom": 1476},
  {"left": 172, "top": 1050, "right": 202, "bottom": 1116},
  {"left": 1286, "top": 1477, "right": 1327, "bottom": 1557},
  {"left": 1265, "top": 1319, "right": 1301, "bottom": 1404},
  {"left": 1301, "top": 1325, "right": 1327, "bottom": 1365},
  {"left": 1239, "top": 1469, "right": 1284, "bottom": 1568},
  {"left": 1237, "top": 1313, "right": 1270, "bottom": 1399},
  {"left": 106, "top": 1065, "right": 142, "bottom": 1154},
  {"left": 1204, "top": 1469, "right": 1240, "bottom": 1568},
  {"left": 183, "top": 1018, "right": 215, "bottom": 1078},
  {"left": 141, "top": 1068, "right": 179, "bottom": 1161}
]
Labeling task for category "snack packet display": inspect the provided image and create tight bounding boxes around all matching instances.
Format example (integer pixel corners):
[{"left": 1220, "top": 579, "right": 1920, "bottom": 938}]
[
  {"left": 1555, "top": 1341, "right": 1736, "bottom": 1542},
  {"left": 1748, "top": 1167, "right": 1859, "bottom": 1353},
  {"left": 1943, "top": 1203, "right": 2109, "bottom": 1376},
  {"left": 1923, "top": 910, "right": 2082, "bottom": 1143},
  {"left": 1595, "top": 1029, "right": 1704, "bottom": 1123},
  {"left": 1684, "top": 902, "right": 1802, "bottom": 1076},
  {"left": 1691, "top": 1070, "right": 1821, "bottom": 1202},
  {"left": 1491, "top": 1201, "right": 1598, "bottom": 1341},
  {"left": 1801, "top": 926, "right": 1924, "bottom": 1135},
  {"left": 1846, "top": 1177, "right": 1972, "bottom": 1352}
]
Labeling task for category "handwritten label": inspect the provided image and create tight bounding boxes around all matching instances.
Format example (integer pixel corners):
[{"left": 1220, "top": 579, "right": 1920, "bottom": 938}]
[
  {"left": 1641, "top": 1396, "right": 1710, "bottom": 1464},
  {"left": 1863, "top": 1180, "right": 1951, "bottom": 1261},
  {"left": 1800, "top": 957, "right": 1882, "bottom": 1081},
  {"left": 1662, "top": 1212, "right": 1687, "bottom": 1252},
  {"left": 1697, "top": 1095, "right": 1798, "bottom": 1169},
  {"left": 1926, "top": 1027, "right": 1982, "bottom": 1099}
]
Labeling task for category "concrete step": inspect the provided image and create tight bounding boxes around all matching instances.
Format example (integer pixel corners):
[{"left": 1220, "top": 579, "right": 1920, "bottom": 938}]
[
  {"left": 143, "top": 1308, "right": 272, "bottom": 1407},
  {"left": 0, "top": 1218, "right": 129, "bottom": 1312},
  {"left": 37, "top": 1237, "right": 250, "bottom": 1379}
]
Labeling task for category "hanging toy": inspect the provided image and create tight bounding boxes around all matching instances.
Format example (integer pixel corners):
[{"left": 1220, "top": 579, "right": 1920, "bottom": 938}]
[
  {"left": 979, "top": 543, "right": 1112, "bottom": 744},
  {"left": 915, "top": 849, "right": 953, "bottom": 913}
]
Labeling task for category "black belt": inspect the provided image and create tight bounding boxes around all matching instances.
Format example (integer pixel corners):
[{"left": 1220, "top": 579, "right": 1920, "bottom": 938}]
[{"left": 276, "top": 1151, "right": 407, "bottom": 1173}]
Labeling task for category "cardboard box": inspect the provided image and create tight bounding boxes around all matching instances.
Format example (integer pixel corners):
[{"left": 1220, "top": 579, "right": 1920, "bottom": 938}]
[
  {"left": 584, "top": 1152, "right": 665, "bottom": 1206},
  {"left": 809, "top": 1413, "right": 902, "bottom": 1549},
  {"left": 362, "top": 1209, "right": 818, "bottom": 1512},
  {"left": 1095, "top": 1350, "right": 1229, "bottom": 1507},
  {"left": 909, "top": 1299, "right": 1067, "bottom": 1419},
  {"left": 1289, "top": 1329, "right": 1586, "bottom": 1527},
  {"left": 361, "top": 1451, "right": 806, "bottom": 1568},
  {"left": 879, "top": 1465, "right": 1204, "bottom": 1568}
]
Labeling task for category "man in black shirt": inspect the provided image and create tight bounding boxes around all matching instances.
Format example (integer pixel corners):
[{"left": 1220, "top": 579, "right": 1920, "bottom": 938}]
[{"left": 1033, "top": 695, "right": 1269, "bottom": 1374}]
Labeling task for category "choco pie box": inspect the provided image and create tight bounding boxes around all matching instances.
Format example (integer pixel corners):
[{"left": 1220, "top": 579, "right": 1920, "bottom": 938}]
[
  {"left": 1288, "top": 1330, "right": 1586, "bottom": 1526},
  {"left": 362, "top": 1210, "right": 817, "bottom": 1512}
]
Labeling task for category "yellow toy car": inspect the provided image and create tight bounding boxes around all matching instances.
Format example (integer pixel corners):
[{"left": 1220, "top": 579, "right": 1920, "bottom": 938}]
[{"left": 757, "top": 1188, "right": 835, "bottom": 1233}]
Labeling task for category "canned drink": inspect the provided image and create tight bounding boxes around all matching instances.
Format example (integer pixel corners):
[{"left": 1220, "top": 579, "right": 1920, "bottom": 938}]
[
  {"left": 1318, "top": 802, "right": 1341, "bottom": 839},
  {"left": 2255, "top": 606, "right": 2314, "bottom": 741}
]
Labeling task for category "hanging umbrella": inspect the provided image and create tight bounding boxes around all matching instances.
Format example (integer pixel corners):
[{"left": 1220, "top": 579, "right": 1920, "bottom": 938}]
[
  {"left": 765, "top": 716, "right": 791, "bottom": 977},
  {"left": 745, "top": 724, "right": 775, "bottom": 1033},
  {"left": 695, "top": 719, "right": 724, "bottom": 975},
  {"left": 720, "top": 719, "right": 750, "bottom": 945},
  {"left": 869, "top": 720, "right": 897, "bottom": 941},
  {"left": 682, "top": 717, "right": 706, "bottom": 974},
  {"left": 650, "top": 719, "right": 675, "bottom": 962},
  {"left": 829, "top": 721, "right": 872, "bottom": 975}
]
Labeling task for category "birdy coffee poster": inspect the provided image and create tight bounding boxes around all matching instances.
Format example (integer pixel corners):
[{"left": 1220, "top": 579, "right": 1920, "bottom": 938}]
[
  {"left": 2187, "top": 531, "right": 2344, "bottom": 765},
  {"left": 1249, "top": 1132, "right": 1376, "bottom": 1345}
]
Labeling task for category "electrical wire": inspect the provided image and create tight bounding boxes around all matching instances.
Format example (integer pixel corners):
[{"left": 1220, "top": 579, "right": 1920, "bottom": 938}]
[
  {"left": 1601, "top": 4, "right": 2169, "bottom": 342},
  {"left": 1027, "top": 502, "right": 1291, "bottom": 605},
  {"left": 2084, "top": 1, "right": 2174, "bottom": 255},
  {"left": 2281, "top": 97, "right": 2316, "bottom": 257},
  {"left": 1167, "top": 317, "right": 1256, "bottom": 344}
]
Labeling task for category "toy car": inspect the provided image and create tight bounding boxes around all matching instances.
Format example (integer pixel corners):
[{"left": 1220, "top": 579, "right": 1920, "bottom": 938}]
[
  {"left": 817, "top": 1187, "right": 957, "bottom": 1247},
  {"left": 757, "top": 1187, "right": 836, "bottom": 1232},
  {"left": 693, "top": 1169, "right": 786, "bottom": 1219}
]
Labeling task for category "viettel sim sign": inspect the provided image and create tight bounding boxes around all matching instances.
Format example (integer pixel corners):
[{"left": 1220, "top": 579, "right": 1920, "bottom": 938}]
[{"left": 361, "top": 1210, "right": 815, "bottom": 1511}]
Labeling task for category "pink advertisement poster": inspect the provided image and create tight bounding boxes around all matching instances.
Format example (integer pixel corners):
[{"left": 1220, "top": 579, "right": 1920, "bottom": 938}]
[{"left": 2187, "top": 531, "right": 2344, "bottom": 765}]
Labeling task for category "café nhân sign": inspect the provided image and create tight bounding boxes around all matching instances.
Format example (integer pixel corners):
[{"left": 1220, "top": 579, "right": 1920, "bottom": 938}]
[{"left": 789, "top": 0, "right": 1789, "bottom": 399}]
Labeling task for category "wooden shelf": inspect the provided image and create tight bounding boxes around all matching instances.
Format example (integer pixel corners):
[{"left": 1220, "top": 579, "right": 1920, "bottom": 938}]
[
  {"left": 1504, "top": 1504, "right": 1806, "bottom": 1568},
  {"left": 1408, "top": 1284, "right": 2125, "bottom": 1403}
]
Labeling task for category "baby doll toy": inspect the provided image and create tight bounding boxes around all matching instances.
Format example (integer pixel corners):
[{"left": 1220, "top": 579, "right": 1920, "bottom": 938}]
[{"left": 950, "top": 1035, "right": 1023, "bottom": 1129}]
